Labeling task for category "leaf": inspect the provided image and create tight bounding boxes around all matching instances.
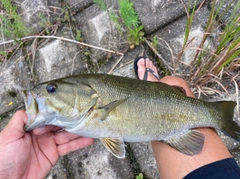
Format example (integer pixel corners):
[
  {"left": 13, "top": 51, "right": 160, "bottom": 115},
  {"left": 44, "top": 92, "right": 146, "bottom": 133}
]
[{"left": 119, "top": 0, "right": 139, "bottom": 28}]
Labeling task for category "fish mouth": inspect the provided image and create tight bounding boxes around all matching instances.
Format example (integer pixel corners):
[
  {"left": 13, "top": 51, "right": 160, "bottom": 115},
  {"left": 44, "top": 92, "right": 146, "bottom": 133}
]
[{"left": 21, "top": 90, "right": 41, "bottom": 131}]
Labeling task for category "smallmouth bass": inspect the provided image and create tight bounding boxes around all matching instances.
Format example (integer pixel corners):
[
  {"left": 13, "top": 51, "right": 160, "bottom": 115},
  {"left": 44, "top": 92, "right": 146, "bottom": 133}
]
[{"left": 21, "top": 74, "right": 239, "bottom": 158}]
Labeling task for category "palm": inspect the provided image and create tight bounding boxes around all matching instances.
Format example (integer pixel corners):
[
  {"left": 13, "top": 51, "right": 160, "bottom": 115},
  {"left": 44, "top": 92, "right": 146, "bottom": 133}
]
[
  {"left": 0, "top": 111, "right": 94, "bottom": 179},
  {"left": 23, "top": 132, "right": 58, "bottom": 178},
  {"left": 0, "top": 128, "right": 58, "bottom": 178}
]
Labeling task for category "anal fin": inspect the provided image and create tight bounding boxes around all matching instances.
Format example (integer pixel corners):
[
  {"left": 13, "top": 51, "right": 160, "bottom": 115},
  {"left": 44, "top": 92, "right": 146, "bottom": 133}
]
[
  {"left": 100, "top": 137, "right": 125, "bottom": 158},
  {"left": 163, "top": 130, "right": 205, "bottom": 156}
]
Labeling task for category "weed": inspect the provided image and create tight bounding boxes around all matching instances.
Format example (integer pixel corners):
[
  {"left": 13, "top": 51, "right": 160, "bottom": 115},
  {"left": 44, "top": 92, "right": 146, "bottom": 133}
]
[
  {"left": 151, "top": 35, "right": 158, "bottom": 49},
  {"left": 75, "top": 30, "right": 81, "bottom": 42},
  {"left": 38, "top": 13, "right": 53, "bottom": 35},
  {"left": 177, "top": 0, "right": 199, "bottom": 63},
  {"left": 0, "top": 112, "right": 7, "bottom": 121},
  {"left": 0, "top": 0, "right": 31, "bottom": 38},
  {"left": 62, "top": 0, "right": 82, "bottom": 41},
  {"left": 136, "top": 173, "right": 144, "bottom": 179},
  {"left": 119, "top": 0, "right": 139, "bottom": 28},
  {"left": 119, "top": 0, "right": 144, "bottom": 47},
  {"left": 127, "top": 25, "right": 144, "bottom": 46},
  {"left": 185, "top": 0, "right": 240, "bottom": 89},
  {"left": 146, "top": 0, "right": 239, "bottom": 95}
]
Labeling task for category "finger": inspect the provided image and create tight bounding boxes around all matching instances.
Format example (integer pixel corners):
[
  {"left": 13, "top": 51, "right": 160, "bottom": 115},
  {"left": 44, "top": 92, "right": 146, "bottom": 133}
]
[
  {"left": 57, "top": 137, "right": 94, "bottom": 156},
  {"left": 33, "top": 126, "right": 61, "bottom": 135},
  {"left": 54, "top": 131, "right": 82, "bottom": 145},
  {"left": 3, "top": 110, "right": 28, "bottom": 136}
]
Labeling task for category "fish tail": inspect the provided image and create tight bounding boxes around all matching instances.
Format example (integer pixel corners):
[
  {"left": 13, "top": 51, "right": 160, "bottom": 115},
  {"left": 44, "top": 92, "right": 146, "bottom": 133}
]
[{"left": 217, "top": 101, "right": 240, "bottom": 141}]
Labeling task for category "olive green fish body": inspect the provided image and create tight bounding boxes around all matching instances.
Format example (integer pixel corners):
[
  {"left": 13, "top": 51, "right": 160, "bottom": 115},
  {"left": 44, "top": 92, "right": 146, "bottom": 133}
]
[
  {"left": 65, "top": 75, "right": 223, "bottom": 138},
  {"left": 22, "top": 74, "right": 239, "bottom": 158}
]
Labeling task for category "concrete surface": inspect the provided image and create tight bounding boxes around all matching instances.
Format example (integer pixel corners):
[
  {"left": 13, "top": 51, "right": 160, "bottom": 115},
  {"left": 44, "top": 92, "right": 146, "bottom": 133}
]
[{"left": 0, "top": 0, "right": 239, "bottom": 179}]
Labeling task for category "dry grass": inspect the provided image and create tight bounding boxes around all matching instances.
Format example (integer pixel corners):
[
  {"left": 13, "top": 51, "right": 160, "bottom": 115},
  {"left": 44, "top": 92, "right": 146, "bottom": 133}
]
[{"left": 146, "top": 0, "right": 240, "bottom": 97}]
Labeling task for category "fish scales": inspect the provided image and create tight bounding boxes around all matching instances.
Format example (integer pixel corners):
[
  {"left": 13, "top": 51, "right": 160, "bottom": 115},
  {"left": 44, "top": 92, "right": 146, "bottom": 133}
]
[
  {"left": 22, "top": 74, "right": 239, "bottom": 158},
  {"left": 75, "top": 75, "right": 221, "bottom": 139}
]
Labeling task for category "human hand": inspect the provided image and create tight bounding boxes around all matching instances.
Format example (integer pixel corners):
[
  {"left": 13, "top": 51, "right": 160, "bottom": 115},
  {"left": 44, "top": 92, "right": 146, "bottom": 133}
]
[{"left": 0, "top": 110, "right": 94, "bottom": 179}]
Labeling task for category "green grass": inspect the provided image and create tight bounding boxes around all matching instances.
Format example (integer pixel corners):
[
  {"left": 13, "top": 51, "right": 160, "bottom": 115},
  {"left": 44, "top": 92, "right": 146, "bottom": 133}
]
[
  {"left": 151, "top": 35, "right": 158, "bottom": 49},
  {"left": 146, "top": 0, "right": 239, "bottom": 94},
  {"left": 172, "top": 0, "right": 240, "bottom": 91},
  {"left": 62, "top": 0, "right": 82, "bottom": 41},
  {"left": 119, "top": 0, "right": 144, "bottom": 47},
  {"left": 188, "top": 0, "right": 240, "bottom": 87},
  {"left": 119, "top": 0, "right": 139, "bottom": 28},
  {"left": 136, "top": 173, "right": 144, "bottom": 179},
  {"left": 0, "top": 0, "right": 31, "bottom": 39}
]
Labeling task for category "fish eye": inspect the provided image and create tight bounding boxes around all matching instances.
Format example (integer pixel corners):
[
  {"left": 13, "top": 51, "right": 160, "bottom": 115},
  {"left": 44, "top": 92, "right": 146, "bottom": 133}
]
[{"left": 46, "top": 83, "right": 58, "bottom": 93}]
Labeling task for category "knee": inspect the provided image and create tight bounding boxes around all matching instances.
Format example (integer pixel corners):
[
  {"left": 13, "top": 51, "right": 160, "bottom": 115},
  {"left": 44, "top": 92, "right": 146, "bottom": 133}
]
[
  {"left": 160, "top": 76, "right": 187, "bottom": 86},
  {"left": 160, "top": 76, "right": 195, "bottom": 98}
]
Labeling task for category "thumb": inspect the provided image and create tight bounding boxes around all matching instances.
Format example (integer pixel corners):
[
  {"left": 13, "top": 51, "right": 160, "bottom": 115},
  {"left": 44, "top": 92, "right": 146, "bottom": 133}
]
[{"left": 2, "top": 110, "right": 28, "bottom": 137}]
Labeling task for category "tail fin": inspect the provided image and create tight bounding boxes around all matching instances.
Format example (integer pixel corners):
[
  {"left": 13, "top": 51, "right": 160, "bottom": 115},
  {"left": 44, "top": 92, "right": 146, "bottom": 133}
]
[{"left": 217, "top": 101, "right": 240, "bottom": 141}]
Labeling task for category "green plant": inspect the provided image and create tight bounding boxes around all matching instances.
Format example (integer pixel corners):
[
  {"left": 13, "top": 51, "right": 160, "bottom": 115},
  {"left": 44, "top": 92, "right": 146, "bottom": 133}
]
[
  {"left": 119, "top": 0, "right": 139, "bottom": 28},
  {"left": 119, "top": 0, "right": 144, "bottom": 47},
  {"left": 136, "top": 173, "right": 144, "bottom": 179},
  {"left": 128, "top": 25, "right": 144, "bottom": 46},
  {"left": 145, "top": 0, "right": 239, "bottom": 95},
  {"left": 0, "top": 112, "right": 7, "bottom": 121},
  {"left": 75, "top": 29, "right": 81, "bottom": 41},
  {"left": 177, "top": 0, "right": 240, "bottom": 91},
  {"left": 177, "top": 0, "right": 198, "bottom": 62},
  {"left": 38, "top": 13, "right": 53, "bottom": 35},
  {"left": 0, "top": 0, "right": 31, "bottom": 38},
  {"left": 62, "top": 0, "right": 82, "bottom": 41},
  {"left": 151, "top": 35, "right": 158, "bottom": 49}
]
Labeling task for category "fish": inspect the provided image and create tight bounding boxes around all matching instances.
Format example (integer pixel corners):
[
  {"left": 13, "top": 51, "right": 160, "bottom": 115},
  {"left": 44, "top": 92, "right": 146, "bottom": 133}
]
[{"left": 21, "top": 74, "right": 240, "bottom": 158}]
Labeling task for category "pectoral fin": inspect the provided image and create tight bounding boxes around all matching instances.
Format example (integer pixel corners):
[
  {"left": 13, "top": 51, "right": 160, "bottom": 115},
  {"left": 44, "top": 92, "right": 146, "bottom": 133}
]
[
  {"left": 100, "top": 98, "right": 128, "bottom": 112},
  {"left": 97, "top": 98, "right": 128, "bottom": 121},
  {"left": 163, "top": 130, "right": 205, "bottom": 156},
  {"left": 100, "top": 137, "right": 125, "bottom": 158}
]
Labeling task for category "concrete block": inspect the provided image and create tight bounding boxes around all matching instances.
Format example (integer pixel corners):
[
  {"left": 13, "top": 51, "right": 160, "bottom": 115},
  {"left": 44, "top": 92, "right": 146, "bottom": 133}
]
[
  {"left": 0, "top": 112, "right": 13, "bottom": 131},
  {"left": 48, "top": 140, "right": 134, "bottom": 179},
  {"left": 0, "top": 50, "right": 31, "bottom": 115},
  {"left": 130, "top": 143, "right": 159, "bottom": 179},
  {"left": 75, "top": 3, "right": 126, "bottom": 60},
  {"left": 34, "top": 25, "right": 88, "bottom": 82},
  {"left": 151, "top": 5, "right": 213, "bottom": 74},
  {"left": 67, "top": 0, "right": 93, "bottom": 13},
  {"left": 15, "top": 0, "right": 62, "bottom": 34},
  {"left": 132, "top": 0, "right": 203, "bottom": 34}
]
